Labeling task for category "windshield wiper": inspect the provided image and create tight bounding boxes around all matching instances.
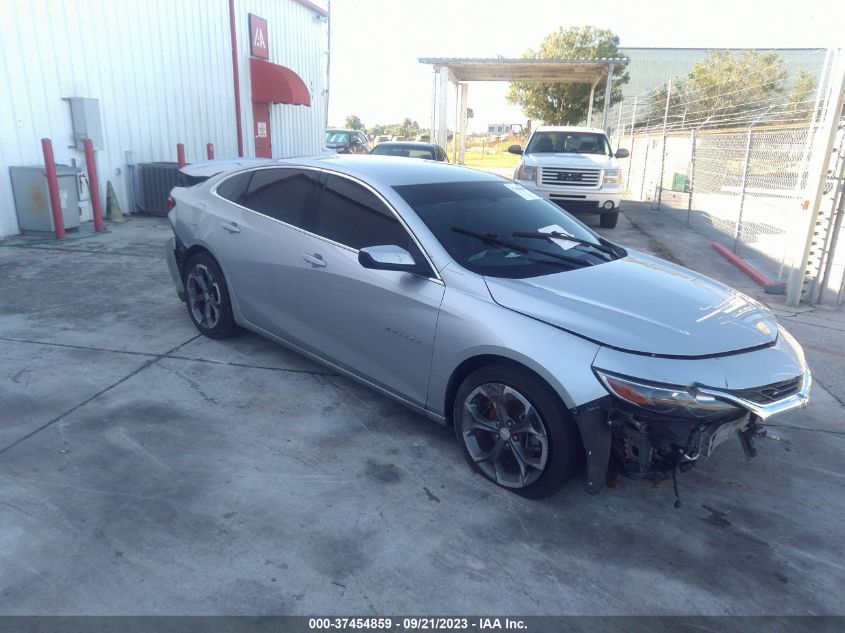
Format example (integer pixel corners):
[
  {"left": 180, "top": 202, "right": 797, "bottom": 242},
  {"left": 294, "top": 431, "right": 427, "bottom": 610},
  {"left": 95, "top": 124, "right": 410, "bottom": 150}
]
[
  {"left": 512, "top": 231, "right": 619, "bottom": 259},
  {"left": 450, "top": 226, "right": 594, "bottom": 267}
]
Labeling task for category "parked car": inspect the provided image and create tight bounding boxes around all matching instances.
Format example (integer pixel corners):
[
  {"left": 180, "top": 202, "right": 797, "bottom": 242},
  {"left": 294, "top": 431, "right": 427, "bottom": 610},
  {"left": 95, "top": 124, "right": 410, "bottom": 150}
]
[
  {"left": 509, "top": 126, "right": 629, "bottom": 229},
  {"left": 325, "top": 129, "right": 371, "bottom": 154},
  {"left": 371, "top": 134, "right": 391, "bottom": 145},
  {"left": 166, "top": 156, "right": 811, "bottom": 499},
  {"left": 370, "top": 141, "right": 448, "bottom": 162}
]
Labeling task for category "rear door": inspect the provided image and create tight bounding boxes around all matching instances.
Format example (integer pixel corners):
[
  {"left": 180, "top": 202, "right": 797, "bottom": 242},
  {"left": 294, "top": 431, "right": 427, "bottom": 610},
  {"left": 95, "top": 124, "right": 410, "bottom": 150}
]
[
  {"left": 296, "top": 173, "right": 444, "bottom": 407},
  {"left": 211, "top": 167, "right": 321, "bottom": 342}
]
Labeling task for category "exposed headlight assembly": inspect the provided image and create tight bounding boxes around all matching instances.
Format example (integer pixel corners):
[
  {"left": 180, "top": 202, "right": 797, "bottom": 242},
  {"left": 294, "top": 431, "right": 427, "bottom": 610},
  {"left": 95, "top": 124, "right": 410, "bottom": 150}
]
[
  {"left": 516, "top": 164, "right": 537, "bottom": 182},
  {"left": 594, "top": 370, "right": 743, "bottom": 419},
  {"left": 602, "top": 169, "right": 622, "bottom": 185}
]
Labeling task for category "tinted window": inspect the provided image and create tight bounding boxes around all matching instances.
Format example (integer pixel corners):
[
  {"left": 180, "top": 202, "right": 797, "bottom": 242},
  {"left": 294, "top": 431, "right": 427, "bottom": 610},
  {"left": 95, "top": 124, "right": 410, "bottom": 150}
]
[
  {"left": 371, "top": 145, "right": 435, "bottom": 160},
  {"left": 394, "top": 180, "right": 612, "bottom": 279},
  {"left": 241, "top": 168, "right": 319, "bottom": 226},
  {"left": 525, "top": 132, "right": 611, "bottom": 155},
  {"left": 215, "top": 171, "right": 252, "bottom": 203},
  {"left": 314, "top": 175, "right": 423, "bottom": 260}
]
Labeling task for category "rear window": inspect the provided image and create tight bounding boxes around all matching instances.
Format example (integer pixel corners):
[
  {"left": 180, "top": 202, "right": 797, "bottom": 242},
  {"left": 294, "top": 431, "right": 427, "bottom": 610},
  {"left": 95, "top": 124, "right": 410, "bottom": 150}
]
[
  {"left": 215, "top": 171, "right": 252, "bottom": 204},
  {"left": 371, "top": 145, "right": 435, "bottom": 160}
]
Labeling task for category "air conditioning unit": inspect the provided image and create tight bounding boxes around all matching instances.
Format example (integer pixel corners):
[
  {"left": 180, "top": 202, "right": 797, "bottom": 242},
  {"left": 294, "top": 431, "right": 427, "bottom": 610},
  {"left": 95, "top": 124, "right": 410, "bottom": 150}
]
[{"left": 135, "top": 162, "right": 181, "bottom": 215}]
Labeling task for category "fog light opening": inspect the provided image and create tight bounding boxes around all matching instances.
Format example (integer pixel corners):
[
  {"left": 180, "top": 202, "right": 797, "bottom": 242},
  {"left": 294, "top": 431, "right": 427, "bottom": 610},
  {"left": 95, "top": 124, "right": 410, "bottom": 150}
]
[{"left": 603, "top": 201, "right": 615, "bottom": 210}]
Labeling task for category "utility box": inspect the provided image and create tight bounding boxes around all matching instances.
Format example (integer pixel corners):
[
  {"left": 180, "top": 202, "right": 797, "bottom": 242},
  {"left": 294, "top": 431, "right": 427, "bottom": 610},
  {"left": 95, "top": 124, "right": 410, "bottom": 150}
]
[
  {"left": 67, "top": 97, "right": 104, "bottom": 150},
  {"left": 9, "top": 165, "right": 82, "bottom": 233}
]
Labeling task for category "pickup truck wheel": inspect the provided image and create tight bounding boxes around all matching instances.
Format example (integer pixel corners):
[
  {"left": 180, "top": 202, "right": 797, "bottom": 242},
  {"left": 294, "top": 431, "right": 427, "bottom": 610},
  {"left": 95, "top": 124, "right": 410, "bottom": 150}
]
[
  {"left": 600, "top": 209, "right": 619, "bottom": 228},
  {"left": 454, "top": 365, "right": 583, "bottom": 498}
]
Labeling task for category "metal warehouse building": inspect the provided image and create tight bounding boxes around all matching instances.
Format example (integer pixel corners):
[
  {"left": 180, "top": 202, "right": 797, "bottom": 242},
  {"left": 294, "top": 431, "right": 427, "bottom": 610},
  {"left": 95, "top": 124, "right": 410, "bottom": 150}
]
[{"left": 0, "top": 0, "right": 329, "bottom": 237}]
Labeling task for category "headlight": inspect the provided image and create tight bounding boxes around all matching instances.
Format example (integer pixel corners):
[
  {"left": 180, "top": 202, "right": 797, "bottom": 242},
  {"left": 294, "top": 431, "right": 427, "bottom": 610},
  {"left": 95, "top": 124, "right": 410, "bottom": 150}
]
[
  {"left": 602, "top": 169, "right": 622, "bottom": 185},
  {"left": 594, "top": 370, "right": 743, "bottom": 419},
  {"left": 516, "top": 164, "right": 536, "bottom": 182}
]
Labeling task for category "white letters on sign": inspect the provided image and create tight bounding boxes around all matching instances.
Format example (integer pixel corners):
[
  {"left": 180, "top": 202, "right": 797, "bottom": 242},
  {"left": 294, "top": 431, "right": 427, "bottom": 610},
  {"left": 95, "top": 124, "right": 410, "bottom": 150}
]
[{"left": 253, "top": 28, "right": 266, "bottom": 50}]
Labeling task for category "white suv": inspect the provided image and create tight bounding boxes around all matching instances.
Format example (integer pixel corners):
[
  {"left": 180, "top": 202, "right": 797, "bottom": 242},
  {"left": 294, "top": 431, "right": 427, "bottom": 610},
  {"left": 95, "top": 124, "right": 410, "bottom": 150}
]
[{"left": 509, "top": 126, "right": 629, "bottom": 228}]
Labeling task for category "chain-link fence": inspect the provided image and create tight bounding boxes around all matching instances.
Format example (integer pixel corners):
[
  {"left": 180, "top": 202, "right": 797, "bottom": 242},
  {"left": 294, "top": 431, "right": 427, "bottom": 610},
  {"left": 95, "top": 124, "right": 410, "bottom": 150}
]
[{"left": 610, "top": 48, "right": 845, "bottom": 305}]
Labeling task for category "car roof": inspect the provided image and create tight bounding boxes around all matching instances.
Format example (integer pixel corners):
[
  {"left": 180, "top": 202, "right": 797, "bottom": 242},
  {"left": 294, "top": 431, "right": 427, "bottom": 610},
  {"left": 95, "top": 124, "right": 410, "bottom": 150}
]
[
  {"left": 326, "top": 128, "right": 355, "bottom": 133},
  {"left": 279, "top": 155, "right": 501, "bottom": 186},
  {"left": 534, "top": 126, "right": 607, "bottom": 134},
  {"left": 373, "top": 141, "right": 438, "bottom": 149}
]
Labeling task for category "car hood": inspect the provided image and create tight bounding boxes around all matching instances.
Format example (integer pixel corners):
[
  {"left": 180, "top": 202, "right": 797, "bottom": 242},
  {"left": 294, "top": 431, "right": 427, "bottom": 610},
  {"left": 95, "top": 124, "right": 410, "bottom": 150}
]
[
  {"left": 484, "top": 251, "right": 778, "bottom": 357},
  {"left": 523, "top": 153, "right": 617, "bottom": 169}
]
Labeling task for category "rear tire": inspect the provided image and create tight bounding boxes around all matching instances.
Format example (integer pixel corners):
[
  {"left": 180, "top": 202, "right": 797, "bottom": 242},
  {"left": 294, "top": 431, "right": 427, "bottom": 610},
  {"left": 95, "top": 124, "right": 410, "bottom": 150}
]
[
  {"left": 183, "top": 252, "right": 237, "bottom": 339},
  {"left": 600, "top": 209, "right": 619, "bottom": 228},
  {"left": 453, "top": 364, "right": 583, "bottom": 498}
]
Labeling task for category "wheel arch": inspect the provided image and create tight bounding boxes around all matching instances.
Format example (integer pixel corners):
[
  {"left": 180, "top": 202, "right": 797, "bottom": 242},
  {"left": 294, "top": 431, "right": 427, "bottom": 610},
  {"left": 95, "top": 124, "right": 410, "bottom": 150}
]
[{"left": 443, "top": 353, "right": 573, "bottom": 428}]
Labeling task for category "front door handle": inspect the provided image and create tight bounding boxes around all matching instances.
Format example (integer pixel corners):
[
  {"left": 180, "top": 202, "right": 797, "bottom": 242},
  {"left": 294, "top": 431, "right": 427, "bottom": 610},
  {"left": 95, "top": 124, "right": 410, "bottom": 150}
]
[
  {"left": 302, "top": 253, "right": 327, "bottom": 268},
  {"left": 220, "top": 220, "right": 240, "bottom": 233}
]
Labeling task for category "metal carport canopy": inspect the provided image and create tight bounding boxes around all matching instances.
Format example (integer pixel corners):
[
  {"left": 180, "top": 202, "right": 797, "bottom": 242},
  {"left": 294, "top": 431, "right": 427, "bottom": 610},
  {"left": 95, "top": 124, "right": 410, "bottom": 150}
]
[{"left": 418, "top": 57, "right": 629, "bottom": 164}]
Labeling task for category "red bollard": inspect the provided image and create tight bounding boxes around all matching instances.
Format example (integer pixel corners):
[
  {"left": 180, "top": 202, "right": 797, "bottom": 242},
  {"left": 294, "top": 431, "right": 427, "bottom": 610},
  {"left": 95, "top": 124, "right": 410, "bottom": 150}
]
[
  {"left": 83, "top": 139, "right": 105, "bottom": 232},
  {"left": 40, "top": 138, "right": 66, "bottom": 240},
  {"left": 206, "top": 143, "right": 215, "bottom": 160},
  {"left": 177, "top": 143, "right": 186, "bottom": 168}
]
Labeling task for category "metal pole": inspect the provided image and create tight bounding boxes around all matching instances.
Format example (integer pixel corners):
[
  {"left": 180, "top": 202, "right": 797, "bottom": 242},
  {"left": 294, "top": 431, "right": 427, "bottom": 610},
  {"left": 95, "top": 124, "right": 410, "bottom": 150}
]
[
  {"left": 206, "top": 143, "right": 215, "bottom": 160},
  {"left": 453, "top": 83, "right": 459, "bottom": 163},
  {"left": 83, "top": 139, "right": 104, "bottom": 233},
  {"left": 640, "top": 136, "right": 650, "bottom": 200},
  {"left": 787, "top": 48, "right": 845, "bottom": 307},
  {"left": 458, "top": 82, "right": 468, "bottom": 165},
  {"left": 431, "top": 68, "right": 437, "bottom": 143},
  {"left": 687, "top": 129, "right": 696, "bottom": 227},
  {"left": 615, "top": 103, "right": 623, "bottom": 147},
  {"left": 177, "top": 143, "right": 186, "bottom": 168},
  {"left": 654, "top": 79, "right": 671, "bottom": 210},
  {"left": 602, "top": 64, "right": 614, "bottom": 131},
  {"left": 587, "top": 80, "right": 596, "bottom": 127},
  {"left": 228, "top": 0, "right": 244, "bottom": 157},
  {"left": 41, "top": 138, "right": 66, "bottom": 240},
  {"left": 733, "top": 129, "right": 754, "bottom": 252},
  {"left": 626, "top": 97, "right": 637, "bottom": 186}
]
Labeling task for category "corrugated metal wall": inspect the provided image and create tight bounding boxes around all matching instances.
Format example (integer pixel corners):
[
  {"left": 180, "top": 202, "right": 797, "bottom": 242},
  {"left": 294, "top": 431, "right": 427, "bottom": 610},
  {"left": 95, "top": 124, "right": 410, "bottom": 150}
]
[{"left": 0, "top": 0, "right": 327, "bottom": 237}]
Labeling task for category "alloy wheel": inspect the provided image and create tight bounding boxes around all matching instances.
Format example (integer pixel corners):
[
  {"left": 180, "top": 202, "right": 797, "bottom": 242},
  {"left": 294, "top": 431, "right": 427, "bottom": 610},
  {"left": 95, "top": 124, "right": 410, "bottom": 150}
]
[
  {"left": 461, "top": 382, "right": 549, "bottom": 488},
  {"left": 186, "top": 264, "right": 222, "bottom": 329}
]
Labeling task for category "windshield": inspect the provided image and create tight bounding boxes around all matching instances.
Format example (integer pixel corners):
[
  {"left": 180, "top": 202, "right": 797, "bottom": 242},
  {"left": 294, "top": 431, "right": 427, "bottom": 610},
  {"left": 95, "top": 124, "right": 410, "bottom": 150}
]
[
  {"left": 325, "top": 131, "right": 350, "bottom": 145},
  {"left": 525, "top": 132, "right": 611, "bottom": 155},
  {"left": 393, "top": 180, "right": 614, "bottom": 279},
  {"left": 371, "top": 145, "right": 435, "bottom": 160}
]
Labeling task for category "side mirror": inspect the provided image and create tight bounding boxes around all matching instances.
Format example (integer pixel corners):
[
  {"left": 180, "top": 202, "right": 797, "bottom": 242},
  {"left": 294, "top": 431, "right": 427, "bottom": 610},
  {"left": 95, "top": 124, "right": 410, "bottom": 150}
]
[
  {"left": 615, "top": 148, "right": 630, "bottom": 159},
  {"left": 507, "top": 144, "right": 523, "bottom": 155},
  {"left": 358, "top": 245, "right": 424, "bottom": 274}
]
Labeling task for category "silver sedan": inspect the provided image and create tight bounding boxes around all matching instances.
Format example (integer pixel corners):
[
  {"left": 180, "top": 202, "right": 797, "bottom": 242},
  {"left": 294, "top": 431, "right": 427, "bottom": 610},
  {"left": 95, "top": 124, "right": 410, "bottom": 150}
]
[{"left": 165, "top": 156, "right": 811, "bottom": 498}]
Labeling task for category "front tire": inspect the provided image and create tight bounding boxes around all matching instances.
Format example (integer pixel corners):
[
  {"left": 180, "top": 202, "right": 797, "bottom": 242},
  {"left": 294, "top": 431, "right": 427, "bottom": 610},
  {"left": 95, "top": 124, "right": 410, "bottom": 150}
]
[
  {"left": 453, "top": 365, "right": 583, "bottom": 498},
  {"left": 600, "top": 208, "right": 619, "bottom": 228},
  {"left": 183, "top": 252, "right": 237, "bottom": 339}
]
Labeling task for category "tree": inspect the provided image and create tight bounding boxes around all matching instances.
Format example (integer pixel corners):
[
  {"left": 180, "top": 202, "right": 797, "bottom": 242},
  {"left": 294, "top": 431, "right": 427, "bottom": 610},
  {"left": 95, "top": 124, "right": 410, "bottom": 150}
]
[
  {"left": 782, "top": 70, "right": 817, "bottom": 122},
  {"left": 647, "top": 50, "right": 789, "bottom": 128},
  {"left": 506, "top": 26, "right": 629, "bottom": 125},
  {"left": 345, "top": 114, "right": 364, "bottom": 130},
  {"left": 466, "top": 108, "right": 474, "bottom": 119}
]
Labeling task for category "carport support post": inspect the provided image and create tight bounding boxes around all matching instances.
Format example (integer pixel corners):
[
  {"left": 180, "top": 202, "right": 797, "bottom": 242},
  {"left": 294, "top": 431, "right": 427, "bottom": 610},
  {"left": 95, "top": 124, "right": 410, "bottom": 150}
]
[
  {"left": 687, "top": 129, "right": 697, "bottom": 227},
  {"left": 458, "top": 82, "right": 468, "bottom": 165},
  {"left": 436, "top": 67, "right": 449, "bottom": 150},
  {"left": 601, "top": 63, "right": 614, "bottom": 131},
  {"left": 586, "top": 79, "right": 598, "bottom": 127}
]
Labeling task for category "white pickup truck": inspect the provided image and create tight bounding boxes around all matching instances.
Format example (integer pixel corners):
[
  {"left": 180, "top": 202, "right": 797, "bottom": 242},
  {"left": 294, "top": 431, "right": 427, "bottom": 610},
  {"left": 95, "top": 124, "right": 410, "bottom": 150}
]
[{"left": 509, "top": 126, "right": 629, "bottom": 228}]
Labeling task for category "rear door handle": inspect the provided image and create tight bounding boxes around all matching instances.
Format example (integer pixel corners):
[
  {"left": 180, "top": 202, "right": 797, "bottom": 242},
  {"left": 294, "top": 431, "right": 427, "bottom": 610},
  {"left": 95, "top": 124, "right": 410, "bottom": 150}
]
[
  {"left": 302, "top": 253, "right": 327, "bottom": 268},
  {"left": 220, "top": 220, "right": 240, "bottom": 233}
]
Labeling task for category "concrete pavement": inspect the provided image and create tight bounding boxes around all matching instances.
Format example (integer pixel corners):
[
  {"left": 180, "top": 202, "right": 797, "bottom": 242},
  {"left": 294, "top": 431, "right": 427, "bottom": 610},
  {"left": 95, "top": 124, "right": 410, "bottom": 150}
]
[{"left": 1, "top": 215, "right": 843, "bottom": 615}]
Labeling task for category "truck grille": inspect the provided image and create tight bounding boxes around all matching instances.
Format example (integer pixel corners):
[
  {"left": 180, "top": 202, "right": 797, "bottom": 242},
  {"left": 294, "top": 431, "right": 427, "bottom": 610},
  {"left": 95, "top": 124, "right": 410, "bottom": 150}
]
[
  {"left": 540, "top": 167, "right": 601, "bottom": 187},
  {"left": 730, "top": 376, "right": 802, "bottom": 404}
]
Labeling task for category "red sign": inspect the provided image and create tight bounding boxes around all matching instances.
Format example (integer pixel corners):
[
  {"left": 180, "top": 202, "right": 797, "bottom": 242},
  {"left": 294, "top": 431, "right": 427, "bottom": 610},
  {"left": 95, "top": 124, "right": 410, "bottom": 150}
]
[{"left": 249, "top": 14, "right": 269, "bottom": 59}]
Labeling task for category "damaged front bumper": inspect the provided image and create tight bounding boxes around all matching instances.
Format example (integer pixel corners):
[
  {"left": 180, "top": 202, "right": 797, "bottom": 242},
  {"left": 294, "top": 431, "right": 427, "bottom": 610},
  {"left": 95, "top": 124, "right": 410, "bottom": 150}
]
[{"left": 572, "top": 328, "right": 811, "bottom": 493}]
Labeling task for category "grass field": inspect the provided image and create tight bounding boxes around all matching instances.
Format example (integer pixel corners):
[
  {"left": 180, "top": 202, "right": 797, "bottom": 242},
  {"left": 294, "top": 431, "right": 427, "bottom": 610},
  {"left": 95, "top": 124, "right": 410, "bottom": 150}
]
[{"left": 446, "top": 143, "right": 521, "bottom": 169}]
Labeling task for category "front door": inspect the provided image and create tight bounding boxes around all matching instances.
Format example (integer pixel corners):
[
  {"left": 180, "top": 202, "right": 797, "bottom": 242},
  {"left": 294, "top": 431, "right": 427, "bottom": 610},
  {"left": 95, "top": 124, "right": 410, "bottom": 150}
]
[
  {"left": 252, "top": 101, "right": 272, "bottom": 157},
  {"left": 297, "top": 174, "right": 444, "bottom": 407}
]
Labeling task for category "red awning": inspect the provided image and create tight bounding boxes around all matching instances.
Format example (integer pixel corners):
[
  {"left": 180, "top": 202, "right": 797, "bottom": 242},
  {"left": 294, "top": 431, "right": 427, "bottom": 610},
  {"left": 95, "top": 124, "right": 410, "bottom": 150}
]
[{"left": 249, "top": 58, "right": 311, "bottom": 106}]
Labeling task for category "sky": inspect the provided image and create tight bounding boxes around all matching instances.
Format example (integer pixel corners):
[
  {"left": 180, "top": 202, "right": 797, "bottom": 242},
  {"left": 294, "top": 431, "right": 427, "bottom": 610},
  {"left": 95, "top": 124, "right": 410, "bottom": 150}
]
[{"left": 326, "top": 0, "right": 841, "bottom": 133}]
